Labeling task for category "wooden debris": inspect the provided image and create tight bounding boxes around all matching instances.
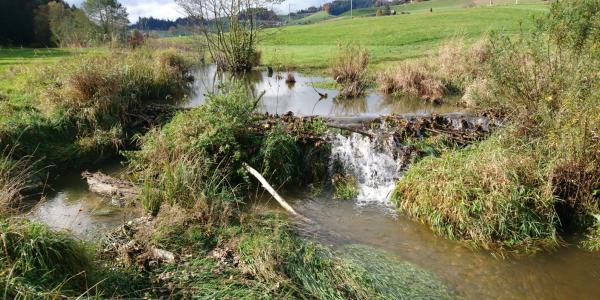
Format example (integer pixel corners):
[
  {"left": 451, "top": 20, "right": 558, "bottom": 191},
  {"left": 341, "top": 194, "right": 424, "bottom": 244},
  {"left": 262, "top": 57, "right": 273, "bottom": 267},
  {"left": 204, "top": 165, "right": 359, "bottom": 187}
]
[{"left": 82, "top": 171, "right": 140, "bottom": 201}]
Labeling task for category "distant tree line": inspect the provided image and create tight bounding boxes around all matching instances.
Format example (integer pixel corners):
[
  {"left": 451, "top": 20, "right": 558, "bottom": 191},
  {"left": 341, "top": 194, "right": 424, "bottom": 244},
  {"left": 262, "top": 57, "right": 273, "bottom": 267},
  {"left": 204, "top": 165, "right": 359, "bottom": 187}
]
[
  {"left": 322, "top": 0, "right": 407, "bottom": 16},
  {"left": 0, "top": 0, "right": 130, "bottom": 47},
  {"left": 323, "top": 0, "right": 375, "bottom": 16},
  {"left": 0, "top": 0, "right": 67, "bottom": 47}
]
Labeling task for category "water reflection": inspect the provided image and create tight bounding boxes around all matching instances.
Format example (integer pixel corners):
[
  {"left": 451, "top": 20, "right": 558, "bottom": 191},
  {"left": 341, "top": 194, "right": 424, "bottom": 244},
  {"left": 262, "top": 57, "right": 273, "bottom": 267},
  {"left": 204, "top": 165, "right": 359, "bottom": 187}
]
[{"left": 186, "top": 65, "right": 464, "bottom": 117}]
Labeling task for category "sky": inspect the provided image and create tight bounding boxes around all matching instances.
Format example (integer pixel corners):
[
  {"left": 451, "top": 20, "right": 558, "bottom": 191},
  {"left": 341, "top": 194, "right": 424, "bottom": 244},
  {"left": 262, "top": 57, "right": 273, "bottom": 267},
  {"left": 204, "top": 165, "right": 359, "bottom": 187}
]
[{"left": 66, "top": 0, "right": 327, "bottom": 23}]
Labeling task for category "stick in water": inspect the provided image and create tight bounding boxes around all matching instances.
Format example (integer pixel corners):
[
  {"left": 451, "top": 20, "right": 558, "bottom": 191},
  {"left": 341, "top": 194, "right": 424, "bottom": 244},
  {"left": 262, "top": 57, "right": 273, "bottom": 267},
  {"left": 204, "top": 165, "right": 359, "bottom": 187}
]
[{"left": 243, "top": 162, "right": 300, "bottom": 216}]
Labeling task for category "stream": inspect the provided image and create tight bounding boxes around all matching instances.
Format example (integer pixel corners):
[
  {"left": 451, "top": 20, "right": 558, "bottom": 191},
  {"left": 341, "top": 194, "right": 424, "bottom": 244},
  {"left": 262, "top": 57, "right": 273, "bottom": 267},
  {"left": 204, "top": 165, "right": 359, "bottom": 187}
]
[{"left": 28, "top": 67, "right": 600, "bottom": 299}]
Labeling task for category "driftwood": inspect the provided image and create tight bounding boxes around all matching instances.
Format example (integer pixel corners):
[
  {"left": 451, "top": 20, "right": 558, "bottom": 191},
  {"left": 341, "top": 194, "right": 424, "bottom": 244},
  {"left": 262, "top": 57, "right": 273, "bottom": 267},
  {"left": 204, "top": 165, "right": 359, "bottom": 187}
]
[
  {"left": 243, "top": 163, "right": 308, "bottom": 221},
  {"left": 82, "top": 171, "right": 140, "bottom": 200}
]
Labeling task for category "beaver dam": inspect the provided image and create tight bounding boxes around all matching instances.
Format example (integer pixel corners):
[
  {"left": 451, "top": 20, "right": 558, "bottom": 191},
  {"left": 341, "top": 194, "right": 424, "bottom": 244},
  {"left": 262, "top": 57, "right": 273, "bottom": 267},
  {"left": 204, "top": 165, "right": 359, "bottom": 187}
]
[{"left": 22, "top": 66, "right": 600, "bottom": 299}]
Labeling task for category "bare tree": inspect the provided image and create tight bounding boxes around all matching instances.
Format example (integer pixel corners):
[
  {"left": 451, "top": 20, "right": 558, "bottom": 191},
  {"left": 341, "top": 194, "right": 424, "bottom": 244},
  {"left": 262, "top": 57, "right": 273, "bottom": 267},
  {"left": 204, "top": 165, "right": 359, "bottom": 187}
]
[{"left": 176, "top": 0, "right": 282, "bottom": 72}]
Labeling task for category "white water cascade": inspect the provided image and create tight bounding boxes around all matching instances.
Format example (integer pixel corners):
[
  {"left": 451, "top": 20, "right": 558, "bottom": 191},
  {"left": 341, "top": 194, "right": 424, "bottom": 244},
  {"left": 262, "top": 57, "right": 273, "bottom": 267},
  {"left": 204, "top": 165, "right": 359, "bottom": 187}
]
[{"left": 330, "top": 132, "right": 404, "bottom": 206}]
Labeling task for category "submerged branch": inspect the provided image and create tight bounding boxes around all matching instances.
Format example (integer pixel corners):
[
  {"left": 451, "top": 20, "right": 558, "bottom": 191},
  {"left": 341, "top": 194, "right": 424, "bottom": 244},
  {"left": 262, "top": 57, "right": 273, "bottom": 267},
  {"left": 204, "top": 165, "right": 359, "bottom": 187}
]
[{"left": 243, "top": 163, "right": 309, "bottom": 221}]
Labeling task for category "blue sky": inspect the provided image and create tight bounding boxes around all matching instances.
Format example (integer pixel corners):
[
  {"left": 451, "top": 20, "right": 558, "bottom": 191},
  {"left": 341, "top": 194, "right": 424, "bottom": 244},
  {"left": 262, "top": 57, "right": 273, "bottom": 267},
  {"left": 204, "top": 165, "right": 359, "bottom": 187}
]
[{"left": 66, "top": 0, "right": 328, "bottom": 22}]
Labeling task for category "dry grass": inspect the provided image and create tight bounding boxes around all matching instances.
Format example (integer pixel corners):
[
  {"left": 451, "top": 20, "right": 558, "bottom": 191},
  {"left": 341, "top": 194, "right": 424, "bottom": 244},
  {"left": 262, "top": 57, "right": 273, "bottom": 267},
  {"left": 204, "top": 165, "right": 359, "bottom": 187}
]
[
  {"left": 460, "top": 77, "right": 494, "bottom": 108},
  {"left": 377, "top": 60, "right": 445, "bottom": 102},
  {"left": 331, "top": 44, "right": 370, "bottom": 98},
  {"left": 436, "top": 37, "right": 491, "bottom": 91},
  {"left": 0, "top": 148, "right": 35, "bottom": 214}
]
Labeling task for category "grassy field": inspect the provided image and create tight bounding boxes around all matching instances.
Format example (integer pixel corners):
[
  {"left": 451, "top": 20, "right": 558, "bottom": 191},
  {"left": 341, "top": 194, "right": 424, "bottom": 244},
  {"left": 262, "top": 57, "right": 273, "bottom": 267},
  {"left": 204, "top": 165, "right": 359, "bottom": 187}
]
[
  {"left": 339, "top": 0, "right": 547, "bottom": 17},
  {"left": 261, "top": 2, "right": 548, "bottom": 71}
]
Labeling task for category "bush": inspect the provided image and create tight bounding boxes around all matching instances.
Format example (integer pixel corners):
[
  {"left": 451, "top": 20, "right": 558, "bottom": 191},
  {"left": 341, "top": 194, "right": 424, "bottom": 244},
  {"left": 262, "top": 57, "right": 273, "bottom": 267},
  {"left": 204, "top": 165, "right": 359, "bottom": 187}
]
[
  {"left": 0, "top": 48, "right": 193, "bottom": 170},
  {"left": 331, "top": 44, "right": 370, "bottom": 99},
  {"left": 128, "top": 83, "right": 330, "bottom": 215}
]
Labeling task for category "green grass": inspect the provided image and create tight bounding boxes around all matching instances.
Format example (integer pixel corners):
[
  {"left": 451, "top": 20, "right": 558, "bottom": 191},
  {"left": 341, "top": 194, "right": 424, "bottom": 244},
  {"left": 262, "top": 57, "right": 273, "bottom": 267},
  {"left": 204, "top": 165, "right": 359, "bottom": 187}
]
[
  {"left": 0, "top": 48, "right": 105, "bottom": 73},
  {"left": 289, "top": 11, "right": 336, "bottom": 25},
  {"left": 260, "top": 3, "right": 548, "bottom": 70}
]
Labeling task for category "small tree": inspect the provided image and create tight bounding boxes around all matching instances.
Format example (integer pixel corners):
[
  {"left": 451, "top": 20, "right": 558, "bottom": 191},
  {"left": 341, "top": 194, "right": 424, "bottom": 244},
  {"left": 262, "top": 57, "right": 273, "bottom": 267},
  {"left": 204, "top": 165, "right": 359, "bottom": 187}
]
[
  {"left": 376, "top": 8, "right": 383, "bottom": 16},
  {"left": 84, "top": 0, "right": 129, "bottom": 46},
  {"left": 176, "top": 0, "right": 282, "bottom": 72}
]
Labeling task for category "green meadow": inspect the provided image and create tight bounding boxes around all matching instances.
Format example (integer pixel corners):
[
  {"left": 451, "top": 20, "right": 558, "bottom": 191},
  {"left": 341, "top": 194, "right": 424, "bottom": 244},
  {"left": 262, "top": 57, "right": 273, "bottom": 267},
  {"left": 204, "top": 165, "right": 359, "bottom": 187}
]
[{"left": 260, "top": 2, "right": 548, "bottom": 70}]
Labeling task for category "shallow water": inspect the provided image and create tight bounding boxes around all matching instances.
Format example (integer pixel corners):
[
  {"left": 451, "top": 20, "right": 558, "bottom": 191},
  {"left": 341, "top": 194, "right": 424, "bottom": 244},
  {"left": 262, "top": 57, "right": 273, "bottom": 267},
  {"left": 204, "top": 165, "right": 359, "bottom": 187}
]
[
  {"left": 287, "top": 199, "right": 600, "bottom": 300},
  {"left": 28, "top": 163, "right": 139, "bottom": 238},
  {"left": 185, "top": 65, "right": 462, "bottom": 117}
]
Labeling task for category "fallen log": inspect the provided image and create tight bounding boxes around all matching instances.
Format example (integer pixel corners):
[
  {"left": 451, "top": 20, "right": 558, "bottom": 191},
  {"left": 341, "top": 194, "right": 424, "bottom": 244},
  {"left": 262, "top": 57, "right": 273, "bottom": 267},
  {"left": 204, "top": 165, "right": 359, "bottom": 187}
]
[{"left": 82, "top": 171, "right": 140, "bottom": 201}]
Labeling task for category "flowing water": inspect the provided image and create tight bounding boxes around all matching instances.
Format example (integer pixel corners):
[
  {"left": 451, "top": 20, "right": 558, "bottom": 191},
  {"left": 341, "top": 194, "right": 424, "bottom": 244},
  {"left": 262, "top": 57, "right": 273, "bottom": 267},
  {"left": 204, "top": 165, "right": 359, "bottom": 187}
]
[{"left": 27, "top": 68, "right": 600, "bottom": 299}]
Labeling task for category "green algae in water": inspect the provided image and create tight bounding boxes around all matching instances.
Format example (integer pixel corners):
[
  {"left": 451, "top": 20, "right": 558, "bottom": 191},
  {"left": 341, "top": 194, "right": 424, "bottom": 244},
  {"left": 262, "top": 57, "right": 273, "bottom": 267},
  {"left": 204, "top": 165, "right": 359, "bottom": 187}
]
[{"left": 341, "top": 244, "right": 455, "bottom": 299}]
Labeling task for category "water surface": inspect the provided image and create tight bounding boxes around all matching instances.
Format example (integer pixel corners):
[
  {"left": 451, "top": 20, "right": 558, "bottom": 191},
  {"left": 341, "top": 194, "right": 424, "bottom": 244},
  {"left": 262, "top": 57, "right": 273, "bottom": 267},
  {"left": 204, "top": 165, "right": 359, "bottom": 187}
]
[
  {"left": 28, "top": 163, "right": 139, "bottom": 238},
  {"left": 186, "top": 65, "right": 462, "bottom": 117}
]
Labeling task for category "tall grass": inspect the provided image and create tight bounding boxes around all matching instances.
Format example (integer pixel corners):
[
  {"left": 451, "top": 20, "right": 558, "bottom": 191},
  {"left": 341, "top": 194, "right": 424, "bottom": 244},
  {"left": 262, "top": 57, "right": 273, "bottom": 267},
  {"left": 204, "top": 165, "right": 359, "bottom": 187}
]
[
  {"left": 0, "top": 148, "right": 35, "bottom": 214},
  {"left": 377, "top": 60, "right": 445, "bottom": 102},
  {"left": 331, "top": 44, "right": 370, "bottom": 99},
  {"left": 128, "top": 83, "right": 330, "bottom": 216},
  {"left": 0, "top": 220, "right": 93, "bottom": 298}
]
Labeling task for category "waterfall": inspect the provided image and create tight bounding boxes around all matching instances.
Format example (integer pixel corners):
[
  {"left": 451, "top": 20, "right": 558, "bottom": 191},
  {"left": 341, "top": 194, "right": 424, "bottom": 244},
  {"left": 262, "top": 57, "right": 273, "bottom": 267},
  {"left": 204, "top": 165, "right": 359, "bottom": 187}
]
[{"left": 330, "top": 132, "right": 404, "bottom": 205}]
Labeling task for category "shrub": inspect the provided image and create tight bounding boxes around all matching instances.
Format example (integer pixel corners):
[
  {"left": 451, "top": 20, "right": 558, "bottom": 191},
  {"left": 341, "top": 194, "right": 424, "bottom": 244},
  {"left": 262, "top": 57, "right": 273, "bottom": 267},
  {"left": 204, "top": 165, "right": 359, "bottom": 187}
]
[
  {"left": 377, "top": 60, "right": 445, "bottom": 102},
  {"left": 436, "top": 37, "right": 490, "bottom": 91},
  {"left": 331, "top": 44, "right": 370, "bottom": 99},
  {"left": 128, "top": 83, "right": 330, "bottom": 215},
  {"left": 393, "top": 0, "right": 600, "bottom": 251}
]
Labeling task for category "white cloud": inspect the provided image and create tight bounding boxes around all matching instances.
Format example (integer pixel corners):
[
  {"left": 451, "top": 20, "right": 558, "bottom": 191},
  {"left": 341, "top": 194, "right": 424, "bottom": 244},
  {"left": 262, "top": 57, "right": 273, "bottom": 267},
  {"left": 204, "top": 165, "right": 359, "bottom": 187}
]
[{"left": 65, "top": 0, "right": 325, "bottom": 23}]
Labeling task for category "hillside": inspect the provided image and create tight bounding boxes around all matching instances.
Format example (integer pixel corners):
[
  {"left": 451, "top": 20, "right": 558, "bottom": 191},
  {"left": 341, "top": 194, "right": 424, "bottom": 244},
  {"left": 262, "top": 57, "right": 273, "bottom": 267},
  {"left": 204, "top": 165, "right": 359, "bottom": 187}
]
[{"left": 260, "top": 2, "right": 548, "bottom": 70}]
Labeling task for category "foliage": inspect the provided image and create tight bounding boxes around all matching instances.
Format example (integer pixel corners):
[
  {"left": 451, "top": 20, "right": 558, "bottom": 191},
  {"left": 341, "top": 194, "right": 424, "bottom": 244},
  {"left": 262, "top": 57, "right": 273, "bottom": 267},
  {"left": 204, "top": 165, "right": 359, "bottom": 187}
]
[
  {"left": 332, "top": 174, "right": 359, "bottom": 200},
  {"left": 393, "top": 133, "right": 559, "bottom": 252},
  {"left": 237, "top": 215, "right": 379, "bottom": 299},
  {"left": 0, "top": 149, "right": 37, "bottom": 215},
  {"left": 175, "top": 0, "right": 279, "bottom": 71},
  {"left": 47, "top": 1, "right": 101, "bottom": 47},
  {"left": 128, "top": 83, "right": 329, "bottom": 214},
  {"left": 83, "top": 0, "right": 129, "bottom": 45},
  {"left": 0, "top": 48, "right": 193, "bottom": 170}
]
